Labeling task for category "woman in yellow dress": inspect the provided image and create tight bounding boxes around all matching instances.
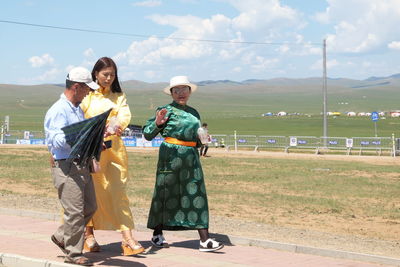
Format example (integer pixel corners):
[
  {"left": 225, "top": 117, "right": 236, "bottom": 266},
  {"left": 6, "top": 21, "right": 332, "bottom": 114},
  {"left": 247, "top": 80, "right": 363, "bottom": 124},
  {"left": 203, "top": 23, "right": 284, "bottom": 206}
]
[{"left": 80, "top": 57, "right": 144, "bottom": 255}]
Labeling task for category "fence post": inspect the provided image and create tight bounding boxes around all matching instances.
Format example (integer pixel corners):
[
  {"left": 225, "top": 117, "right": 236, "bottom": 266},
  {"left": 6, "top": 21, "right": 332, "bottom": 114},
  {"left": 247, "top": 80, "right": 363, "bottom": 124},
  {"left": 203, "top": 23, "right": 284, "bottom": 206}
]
[
  {"left": 392, "top": 133, "right": 396, "bottom": 157},
  {"left": 234, "top": 130, "right": 237, "bottom": 152},
  {"left": 0, "top": 124, "right": 3, "bottom": 144}
]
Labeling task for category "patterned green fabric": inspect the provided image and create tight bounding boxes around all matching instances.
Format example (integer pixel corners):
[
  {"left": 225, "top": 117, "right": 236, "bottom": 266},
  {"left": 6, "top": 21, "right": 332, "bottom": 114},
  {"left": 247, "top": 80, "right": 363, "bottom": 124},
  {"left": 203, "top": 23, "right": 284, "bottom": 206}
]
[{"left": 143, "top": 101, "right": 209, "bottom": 230}]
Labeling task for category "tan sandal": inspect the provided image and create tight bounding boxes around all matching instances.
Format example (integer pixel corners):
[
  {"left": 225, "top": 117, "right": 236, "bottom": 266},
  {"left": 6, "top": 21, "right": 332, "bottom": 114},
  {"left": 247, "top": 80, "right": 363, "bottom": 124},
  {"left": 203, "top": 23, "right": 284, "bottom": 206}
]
[
  {"left": 84, "top": 234, "right": 101, "bottom": 252},
  {"left": 121, "top": 238, "right": 145, "bottom": 256}
]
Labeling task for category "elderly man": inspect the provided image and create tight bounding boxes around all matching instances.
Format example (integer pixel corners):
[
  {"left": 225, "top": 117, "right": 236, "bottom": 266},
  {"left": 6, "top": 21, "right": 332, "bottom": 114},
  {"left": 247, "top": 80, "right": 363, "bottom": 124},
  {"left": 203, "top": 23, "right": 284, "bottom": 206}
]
[{"left": 44, "top": 67, "right": 99, "bottom": 266}]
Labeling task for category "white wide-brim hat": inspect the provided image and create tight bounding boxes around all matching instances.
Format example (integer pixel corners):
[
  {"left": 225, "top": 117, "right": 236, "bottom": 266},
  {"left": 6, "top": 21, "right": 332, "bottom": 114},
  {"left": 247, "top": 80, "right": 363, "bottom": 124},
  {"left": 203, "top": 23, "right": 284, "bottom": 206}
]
[{"left": 163, "top": 75, "right": 197, "bottom": 95}]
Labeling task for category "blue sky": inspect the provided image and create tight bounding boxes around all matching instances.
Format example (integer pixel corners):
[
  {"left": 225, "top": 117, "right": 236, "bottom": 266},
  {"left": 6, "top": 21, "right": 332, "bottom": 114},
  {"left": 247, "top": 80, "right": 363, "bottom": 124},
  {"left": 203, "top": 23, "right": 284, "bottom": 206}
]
[{"left": 1, "top": 0, "right": 400, "bottom": 85}]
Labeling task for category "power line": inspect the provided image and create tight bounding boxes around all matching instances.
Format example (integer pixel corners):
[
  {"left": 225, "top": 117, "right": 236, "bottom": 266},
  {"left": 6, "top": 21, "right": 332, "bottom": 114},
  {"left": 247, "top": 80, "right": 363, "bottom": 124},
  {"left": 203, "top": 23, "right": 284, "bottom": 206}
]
[{"left": 0, "top": 19, "right": 322, "bottom": 46}]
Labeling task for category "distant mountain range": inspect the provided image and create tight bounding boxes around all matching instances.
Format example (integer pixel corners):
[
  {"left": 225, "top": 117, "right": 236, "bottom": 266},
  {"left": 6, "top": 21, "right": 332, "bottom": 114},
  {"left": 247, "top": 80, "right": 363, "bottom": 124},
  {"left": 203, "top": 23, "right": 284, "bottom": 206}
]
[
  {"left": 1, "top": 73, "right": 399, "bottom": 93},
  {"left": 109, "top": 73, "right": 400, "bottom": 94},
  {"left": 117, "top": 73, "right": 400, "bottom": 89},
  {"left": 196, "top": 73, "right": 400, "bottom": 88},
  {"left": 364, "top": 73, "right": 400, "bottom": 82}
]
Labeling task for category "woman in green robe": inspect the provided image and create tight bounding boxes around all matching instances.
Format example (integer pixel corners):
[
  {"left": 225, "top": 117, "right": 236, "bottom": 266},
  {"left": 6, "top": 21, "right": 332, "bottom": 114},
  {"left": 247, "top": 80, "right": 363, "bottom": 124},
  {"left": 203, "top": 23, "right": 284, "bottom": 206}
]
[{"left": 143, "top": 76, "right": 224, "bottom": 252}]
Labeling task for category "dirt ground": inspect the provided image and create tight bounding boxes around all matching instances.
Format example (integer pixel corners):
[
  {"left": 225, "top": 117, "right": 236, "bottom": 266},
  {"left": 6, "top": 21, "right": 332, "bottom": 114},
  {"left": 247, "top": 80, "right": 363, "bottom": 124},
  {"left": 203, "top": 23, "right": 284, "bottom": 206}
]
[{"left": 1, "top": 145, "right": 399, "bottom": 259}]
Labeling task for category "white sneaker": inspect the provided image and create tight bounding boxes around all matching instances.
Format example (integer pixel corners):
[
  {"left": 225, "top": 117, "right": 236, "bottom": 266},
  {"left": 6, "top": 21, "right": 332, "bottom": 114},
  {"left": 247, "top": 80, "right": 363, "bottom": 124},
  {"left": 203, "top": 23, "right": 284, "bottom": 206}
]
[
  {"left": 199, "top": 238, "right": 224, "bottom": 252},
  {"left": 151, "top": 234, "right": 169, "bottom": 248}
]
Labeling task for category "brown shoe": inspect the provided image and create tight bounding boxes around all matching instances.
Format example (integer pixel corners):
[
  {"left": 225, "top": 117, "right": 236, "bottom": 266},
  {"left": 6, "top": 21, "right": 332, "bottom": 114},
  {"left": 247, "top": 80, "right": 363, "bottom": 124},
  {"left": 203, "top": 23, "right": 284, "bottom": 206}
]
[
  {"left": 51, "top": 235, "right": 66, "bottom": 254},
  {"left": 65, "top": 256, "right": 93, "bottom": 266}
]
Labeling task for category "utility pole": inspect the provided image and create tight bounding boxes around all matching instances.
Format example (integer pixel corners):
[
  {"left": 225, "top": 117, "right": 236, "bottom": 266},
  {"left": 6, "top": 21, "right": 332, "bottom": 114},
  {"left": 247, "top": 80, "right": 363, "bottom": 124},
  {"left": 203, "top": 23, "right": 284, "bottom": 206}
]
[{"left": 322, "top": 39, "right": 328, "bottom": 147}]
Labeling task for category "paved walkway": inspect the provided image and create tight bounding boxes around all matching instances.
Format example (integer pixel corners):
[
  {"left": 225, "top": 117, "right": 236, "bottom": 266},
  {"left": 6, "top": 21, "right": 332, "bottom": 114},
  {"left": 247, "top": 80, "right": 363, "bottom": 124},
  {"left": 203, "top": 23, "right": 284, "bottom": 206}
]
[{"left": 0, "top": 211, "right": 398, "bottom": 267}]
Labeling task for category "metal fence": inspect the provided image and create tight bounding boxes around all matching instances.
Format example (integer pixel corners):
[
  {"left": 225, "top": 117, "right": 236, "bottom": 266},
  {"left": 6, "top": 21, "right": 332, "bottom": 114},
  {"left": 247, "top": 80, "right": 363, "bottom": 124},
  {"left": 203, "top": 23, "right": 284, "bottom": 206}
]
[
  {"left": 1, "top": 130, "right": 45, "bottom": 145},
  {"left": 210, "top": 134, "right": 227, "bottom": 148},
  {"left": 288, "top": 136, "right": 321, "bottom": 152},
  {"left": 1, "top": 129, "right": 398, "bottom": 157},
  {"left": 218, "top": 133, "right": 397, "bottom": 156},
  {"left": 397, "top": 138, "right": 400, "bottom": 155},
  {"left": 226, "top": 135, "right": 258, "bottom": 151},
  {"left": 258, "top": 136, "right": 288, "bottom": 150},
  {"left": 351, "top": 137, "right": 394, "bottom": 156}
]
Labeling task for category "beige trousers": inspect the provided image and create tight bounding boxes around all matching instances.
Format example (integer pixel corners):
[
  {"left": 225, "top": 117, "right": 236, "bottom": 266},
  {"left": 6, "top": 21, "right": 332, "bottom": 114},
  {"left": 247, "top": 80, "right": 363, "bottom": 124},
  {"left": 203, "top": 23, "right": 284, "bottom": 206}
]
[{"left": 51, "top": 160, "right": 97, "bottom": 261}]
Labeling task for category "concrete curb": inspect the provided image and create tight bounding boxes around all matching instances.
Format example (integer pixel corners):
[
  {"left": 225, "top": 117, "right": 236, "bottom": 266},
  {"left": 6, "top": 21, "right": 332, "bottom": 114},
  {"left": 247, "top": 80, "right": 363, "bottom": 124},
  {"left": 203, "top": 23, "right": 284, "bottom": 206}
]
[
  {"left": 1, "top": 208, "right": 399, "bottom": 267},
  {"left": 0, "top": 253, "right": 74, "bottom": 267}
]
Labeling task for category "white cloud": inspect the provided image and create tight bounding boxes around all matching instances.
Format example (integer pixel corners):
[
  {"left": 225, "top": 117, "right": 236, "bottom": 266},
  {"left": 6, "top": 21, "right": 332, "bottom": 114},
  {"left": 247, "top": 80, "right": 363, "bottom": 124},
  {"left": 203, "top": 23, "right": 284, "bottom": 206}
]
[
  {"left": 240, "top": 52, "right": 279, "bottom": 73},
  {"left": 314, "top": 11, "right": 329, "bottom": 24},
  {"left": 28, "top": 54, "right": 54, "bottom": 68},
  {"left": 115, "top": 21, "right": 215, "bottom": 67},
  {"left": 65, "top": 65, "right": 75, "bottom": 72},
  {"left": 120, "top": 72, "right": 136, "bottom": 81},
  {"left": 83, "top": 48, "right": 95, "bottom": 58},
  {"left": 276, "top": 41, "right": 320, "bottom": 57},
  {"left": 388, "top": 41, "right": 400, "bottom": 50},
  {"left": 37, "top": 68, "right": 60, "bottom": 82},
  {"left": 251, "top": 57, "right": 279, "bottom": 73},
  {"left": 179, "top": 0, "right": 198, "bottom": 3},
  {"left": 316, "top": 0, "right": 400, "bottom": 53},
  {"left": 361, "top": 61, "right": 372, "bottom": 69},
  {"left": 113, "top": 0, "right": 309, "bottom": 80},
  {"left": 310, "top": 59, "right": 339, "bottom": 71},
  {"left": 132, "top": 0, "right": 161, "bottom": 7},
  {"left": 119, "top": 0, "right": 304, "bottom": 69},
  {"left": 277, "top": 44, "right": 290, "bottom": 54},
  {"left": 115, "top": 37, "right": 173, "bottom": 65},
  {"left": 149, "top": 14, "right": 233, "bottom": 41},
  {"left": 219, "top": 48, "right": 239, "bottom": 60},
  {"left": 144, "top": 70, "right": 158, "bottom": 78},
  {"left": 305, "top": 45, "right": 321, "bottom": 56},
  {"left": 233, "top": 66, "right": 242, "bottom": 72},
  {"left": 327, "top": 59, "right": 339, "bottom": 69},
  {"left": 228, "top": 0, "right": 302, "bottom": 32},
  {"left": 81, "top": 49, "right": 97, "bottom": 69}
]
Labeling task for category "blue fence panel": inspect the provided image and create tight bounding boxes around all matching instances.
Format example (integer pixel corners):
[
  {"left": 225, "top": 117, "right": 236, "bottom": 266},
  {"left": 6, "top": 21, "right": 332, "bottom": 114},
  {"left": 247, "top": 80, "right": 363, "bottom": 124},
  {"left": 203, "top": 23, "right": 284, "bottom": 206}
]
[
  {"left": 122, "top": 137, "right": 137, "bottom": 147},
  {"left": 152, "top": 137, "right": 164, "bottom": 147},
  {"left": 258, "top": 136, "right": 288, "bottom": 148}
]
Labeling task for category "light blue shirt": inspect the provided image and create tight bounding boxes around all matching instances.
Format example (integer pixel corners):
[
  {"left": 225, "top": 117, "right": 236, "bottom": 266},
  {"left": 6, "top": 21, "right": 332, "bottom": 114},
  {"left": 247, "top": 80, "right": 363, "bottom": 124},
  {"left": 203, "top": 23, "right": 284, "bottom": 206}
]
[{"left": 44, "top": 93, "right": 85, "bottom": 160}]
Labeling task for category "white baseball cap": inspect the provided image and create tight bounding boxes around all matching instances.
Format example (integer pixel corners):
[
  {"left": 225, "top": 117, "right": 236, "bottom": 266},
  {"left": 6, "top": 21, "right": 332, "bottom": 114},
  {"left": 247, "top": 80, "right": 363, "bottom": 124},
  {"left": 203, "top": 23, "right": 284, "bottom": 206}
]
[
  {"left": 163, "top": 75, "right": 197, "bottom": 95},
  {"left": 67, "top": 67, "right": 99, "bottom": 90}
]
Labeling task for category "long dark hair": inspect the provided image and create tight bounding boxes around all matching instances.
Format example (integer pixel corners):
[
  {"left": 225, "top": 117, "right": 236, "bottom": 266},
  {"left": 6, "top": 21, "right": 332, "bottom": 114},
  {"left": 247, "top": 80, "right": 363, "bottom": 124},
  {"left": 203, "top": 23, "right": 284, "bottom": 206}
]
[{"left": 91, "top": 57, "right": 122, "bottom": 93}]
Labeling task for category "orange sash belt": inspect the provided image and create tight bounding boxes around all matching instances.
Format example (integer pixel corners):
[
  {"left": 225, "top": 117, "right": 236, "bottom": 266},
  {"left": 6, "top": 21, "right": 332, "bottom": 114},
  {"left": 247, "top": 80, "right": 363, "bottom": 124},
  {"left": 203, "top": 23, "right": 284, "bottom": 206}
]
[{"left": 164, "top": 137, "right": 196, "bottom": 147}]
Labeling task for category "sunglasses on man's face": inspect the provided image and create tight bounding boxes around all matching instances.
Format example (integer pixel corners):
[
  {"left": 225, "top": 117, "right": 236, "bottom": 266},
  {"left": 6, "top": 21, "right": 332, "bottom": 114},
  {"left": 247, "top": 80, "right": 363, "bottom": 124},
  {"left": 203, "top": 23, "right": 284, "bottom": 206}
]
[{"left": 171, "top": 86, "right": 190, "bottom": 94}]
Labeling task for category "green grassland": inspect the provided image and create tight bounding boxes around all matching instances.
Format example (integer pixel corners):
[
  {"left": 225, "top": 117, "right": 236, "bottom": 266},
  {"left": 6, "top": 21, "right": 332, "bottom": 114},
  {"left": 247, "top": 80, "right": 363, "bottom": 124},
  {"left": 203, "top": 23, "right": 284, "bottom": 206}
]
[{"left": 1, "top": 80, "right": 400, "bottom": 137}]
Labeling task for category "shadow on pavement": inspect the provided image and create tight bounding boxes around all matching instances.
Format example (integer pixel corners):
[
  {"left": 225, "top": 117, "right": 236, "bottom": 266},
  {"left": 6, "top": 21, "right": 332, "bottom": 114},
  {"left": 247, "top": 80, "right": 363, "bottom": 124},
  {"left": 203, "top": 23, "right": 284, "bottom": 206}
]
[
  {"left": 168, "top": 239, "right": 226, "bottom": 254},
  {"left": 84, "top": 242, "right": 147, "bottom": 267},
  {"left": 209, "top": 233, "right": 234, "bottom": 246}
]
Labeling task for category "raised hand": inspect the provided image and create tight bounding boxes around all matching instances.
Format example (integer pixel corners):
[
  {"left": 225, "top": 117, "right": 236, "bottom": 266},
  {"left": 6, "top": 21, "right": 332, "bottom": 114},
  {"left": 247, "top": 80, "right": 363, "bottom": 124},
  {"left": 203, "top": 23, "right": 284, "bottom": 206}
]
[{"left": 155, "top": 108, "right": 169, "bottom": 127}]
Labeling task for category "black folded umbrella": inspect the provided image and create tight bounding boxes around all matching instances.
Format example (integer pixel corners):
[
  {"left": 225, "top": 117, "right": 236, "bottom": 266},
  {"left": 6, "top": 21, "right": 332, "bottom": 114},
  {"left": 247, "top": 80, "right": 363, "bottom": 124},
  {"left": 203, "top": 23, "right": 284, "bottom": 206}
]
[{"left": 61, "top": 109, "right": 112, "bottom": 167}]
